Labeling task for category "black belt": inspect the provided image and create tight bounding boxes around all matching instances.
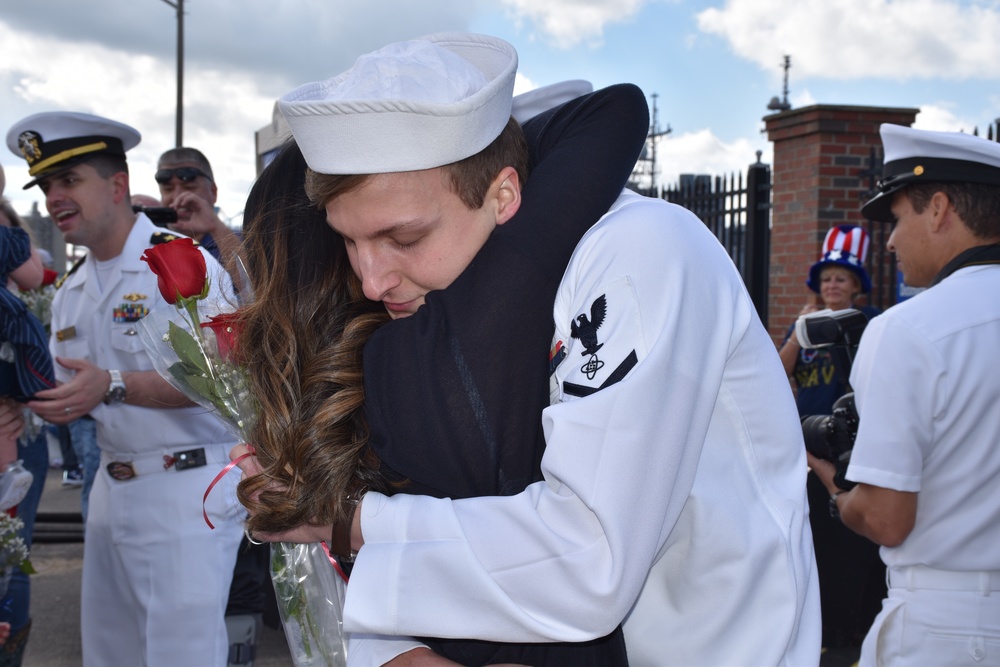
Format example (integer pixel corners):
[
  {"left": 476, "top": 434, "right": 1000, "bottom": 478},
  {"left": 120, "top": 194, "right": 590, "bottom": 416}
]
[{"left": 106, "top": 447, "right": 207, "bottom": 481}]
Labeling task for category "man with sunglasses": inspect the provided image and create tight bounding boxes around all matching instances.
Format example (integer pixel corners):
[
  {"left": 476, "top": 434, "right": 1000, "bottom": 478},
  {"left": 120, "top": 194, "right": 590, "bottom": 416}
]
[
  {"left": 156, "top": 146, "right": 268, "bottom": 666},
  {"left": 156, "top": 148, "right": 244, "bottom": 288}
]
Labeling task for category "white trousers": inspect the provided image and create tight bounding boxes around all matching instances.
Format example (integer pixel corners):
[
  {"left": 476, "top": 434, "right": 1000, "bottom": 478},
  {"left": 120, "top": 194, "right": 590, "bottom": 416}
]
[
  {"left": 81, "top": 445, "right": 243, "bottom": 667},
  {"left": 860, "top": 566, "right": 1000, "bottom": 666}
]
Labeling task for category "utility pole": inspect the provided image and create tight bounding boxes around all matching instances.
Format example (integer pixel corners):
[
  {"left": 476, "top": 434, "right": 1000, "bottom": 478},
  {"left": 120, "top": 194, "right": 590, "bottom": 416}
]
[
  {"left": 646, "top": 93, "right": 672, "bottom": 196},
  {"left": 159, "top": 0, "right": 184, "bottom": 146}
]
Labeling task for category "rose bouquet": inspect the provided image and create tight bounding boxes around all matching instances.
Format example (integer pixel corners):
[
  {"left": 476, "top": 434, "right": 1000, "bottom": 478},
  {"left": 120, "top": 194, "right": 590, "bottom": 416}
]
[
  {"left": 136, "top": 238, "right": 254, "bottom": 438},
  {"left": 138, "top": 238, "right": 349, "bottom": 666}
]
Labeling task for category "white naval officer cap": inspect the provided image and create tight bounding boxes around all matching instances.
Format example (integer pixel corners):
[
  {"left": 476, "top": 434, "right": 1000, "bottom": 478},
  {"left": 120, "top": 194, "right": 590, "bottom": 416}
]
[
  {"left": 279, "top": 32, "right": 518, "bottom": 175},
  {"left": 861, "top": 123, "right": 1000, "bottom": 221},
  {"left": 511, "top": 80, "right": 593, "bottom": 124},
  {"left": 5, "top": 111, "right": 141, "bottom": 190}
]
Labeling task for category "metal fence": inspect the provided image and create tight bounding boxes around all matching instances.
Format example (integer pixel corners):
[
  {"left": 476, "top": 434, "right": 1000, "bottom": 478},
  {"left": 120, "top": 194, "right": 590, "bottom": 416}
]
[{"left": 857, "top": 146, "right": 896, "bottom": 311}]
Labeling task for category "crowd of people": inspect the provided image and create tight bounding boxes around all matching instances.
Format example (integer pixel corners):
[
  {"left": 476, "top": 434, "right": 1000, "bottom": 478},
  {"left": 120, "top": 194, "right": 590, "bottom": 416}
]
[{"left": 0, "top": 28, "right": 998, "bottom": 667}]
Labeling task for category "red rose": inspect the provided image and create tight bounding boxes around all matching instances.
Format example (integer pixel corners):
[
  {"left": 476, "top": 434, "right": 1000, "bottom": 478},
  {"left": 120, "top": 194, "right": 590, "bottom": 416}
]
[
  {"left": 200, "top": 312, "right": 241, "bottom": 363},
  {"left": 141, "top": 238, "right": 208, "bottom": 304}
]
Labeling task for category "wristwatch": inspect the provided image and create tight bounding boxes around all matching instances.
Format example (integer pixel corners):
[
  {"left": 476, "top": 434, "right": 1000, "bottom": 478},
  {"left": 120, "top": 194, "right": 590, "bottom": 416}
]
[{"left": 103, "top": 369, "right": 127, "bottom": 405}]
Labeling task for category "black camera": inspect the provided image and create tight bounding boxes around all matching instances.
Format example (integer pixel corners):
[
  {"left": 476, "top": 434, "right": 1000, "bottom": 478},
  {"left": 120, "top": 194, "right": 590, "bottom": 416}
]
[
  {"left": 132, "top": 205, "right": 177, "bottom": 227},
  {"left": 795, "top": 309, "right": 871, "bottom": 489},
  {"left": 801, "top": 393, "right": 858, "bottom": 489}
]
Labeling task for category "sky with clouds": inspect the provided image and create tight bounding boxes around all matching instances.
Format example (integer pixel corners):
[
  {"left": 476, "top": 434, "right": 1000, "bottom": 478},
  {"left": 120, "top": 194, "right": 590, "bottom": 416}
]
[{"left": 1, "top": 0, "right": 998, "bottom": 224}]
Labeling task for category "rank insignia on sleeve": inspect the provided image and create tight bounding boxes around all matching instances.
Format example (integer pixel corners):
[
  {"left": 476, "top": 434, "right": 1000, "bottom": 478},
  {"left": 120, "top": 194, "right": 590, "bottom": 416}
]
[{"left": 559, "top": 282, "right": 641, "bottom": 399}]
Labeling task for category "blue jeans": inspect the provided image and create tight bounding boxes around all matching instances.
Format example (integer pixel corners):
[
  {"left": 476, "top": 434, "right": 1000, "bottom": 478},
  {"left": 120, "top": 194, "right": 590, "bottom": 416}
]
[
  {"left": 53, "top": 423, "right": 79, "bottom": 472},
  {"left": 68, "top": 418, "right": 99, "bottom": 521},
  {"left": 0, "top": 427, "right": 48, "bottom": 633}
]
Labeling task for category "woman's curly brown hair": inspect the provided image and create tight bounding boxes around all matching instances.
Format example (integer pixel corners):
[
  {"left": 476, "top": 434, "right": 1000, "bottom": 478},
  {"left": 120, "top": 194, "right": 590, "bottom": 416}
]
[{"left": 237, "top": 142, "right": 389, "bottom": 535}]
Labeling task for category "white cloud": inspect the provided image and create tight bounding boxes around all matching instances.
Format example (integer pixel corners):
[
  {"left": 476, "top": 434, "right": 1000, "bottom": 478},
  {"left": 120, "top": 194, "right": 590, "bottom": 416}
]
[
  {"left": 913, "top": 103, "right": 978, "bottom": 133},
  {"left": 697, "top": 0, "right": 1000, "bottom": 81},
  {"left": 501, "top": 0, "right": 648, "bottom": 48},
  {"left": 790, "top": 89, "right": 817, "bottom": 109},
  {"left": 649, "top": 129, "right": 771, "bottom": 191},
  {"left": 513, "top": 72, "right": 539, "bottom": 95},
  {"left": 0, "top": 23, "right": 284, "bottom": 224}
]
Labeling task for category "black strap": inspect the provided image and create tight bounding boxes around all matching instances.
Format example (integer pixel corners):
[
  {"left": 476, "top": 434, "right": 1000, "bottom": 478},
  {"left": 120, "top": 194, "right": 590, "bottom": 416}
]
[{"left": 930, "top": 243, "right": 1000, "bottom": 287}]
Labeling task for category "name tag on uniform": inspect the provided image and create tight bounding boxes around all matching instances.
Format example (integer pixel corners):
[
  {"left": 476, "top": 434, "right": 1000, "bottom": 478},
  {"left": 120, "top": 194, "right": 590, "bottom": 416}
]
[{"left": 56, "top": 326, "right": 77, "bottom": 342}]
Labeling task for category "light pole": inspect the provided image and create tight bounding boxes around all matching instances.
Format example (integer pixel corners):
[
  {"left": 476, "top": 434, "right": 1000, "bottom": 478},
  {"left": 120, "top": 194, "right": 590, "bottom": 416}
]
[{"left": 159, "top": 0, "right": 184, "bottom": 147}]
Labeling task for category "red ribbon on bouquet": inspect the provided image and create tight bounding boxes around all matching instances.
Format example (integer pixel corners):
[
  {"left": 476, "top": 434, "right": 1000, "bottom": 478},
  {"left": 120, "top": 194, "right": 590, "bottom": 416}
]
[{"left": 203, "top": 444, "right": 255, "bottom": 529}]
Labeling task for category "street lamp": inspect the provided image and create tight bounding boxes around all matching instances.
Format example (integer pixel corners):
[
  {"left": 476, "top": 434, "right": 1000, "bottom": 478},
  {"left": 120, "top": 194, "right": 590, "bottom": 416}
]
[{"left": 159, "top": 0, "right": 184, "bottom": 146}]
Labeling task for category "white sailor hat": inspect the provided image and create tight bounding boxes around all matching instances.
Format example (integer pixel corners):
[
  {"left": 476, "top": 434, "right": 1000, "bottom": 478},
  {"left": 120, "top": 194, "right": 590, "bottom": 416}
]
[
  {"left": 5, "top": 111, "right": 140, "bottom": 190},
  {"left": 861, "top": 123, "right": 1000, "bottom": 221},
  {"left": 279, "top": 32, "right": 517, "bottom": 175},
  {"left": 512, "top": 80, "right": 593, "bottom": 124}
]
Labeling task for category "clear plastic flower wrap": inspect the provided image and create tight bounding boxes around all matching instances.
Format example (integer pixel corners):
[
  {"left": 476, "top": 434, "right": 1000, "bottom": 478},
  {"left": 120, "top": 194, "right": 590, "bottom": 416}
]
[
  {"left": 137, "top": 303, "right": 254, "bottom": 440},
  {"left": 271, "top": 542, "right": 349, "bottom": 666},
  {"left": 137, "top": 239, "right": 349, "bottom": 667}
]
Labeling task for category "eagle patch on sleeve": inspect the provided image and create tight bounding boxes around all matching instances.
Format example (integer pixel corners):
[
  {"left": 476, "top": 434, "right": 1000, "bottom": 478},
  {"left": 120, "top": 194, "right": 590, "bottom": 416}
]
[{"left": 558, "top": 277, "right": 641, "bottom": 398}]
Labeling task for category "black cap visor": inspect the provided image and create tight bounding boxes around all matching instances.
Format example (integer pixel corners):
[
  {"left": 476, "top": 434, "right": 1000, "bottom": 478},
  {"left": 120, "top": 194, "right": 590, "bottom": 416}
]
[{"left": 861, "top": 157, "right": 1000, "bottom": 221}]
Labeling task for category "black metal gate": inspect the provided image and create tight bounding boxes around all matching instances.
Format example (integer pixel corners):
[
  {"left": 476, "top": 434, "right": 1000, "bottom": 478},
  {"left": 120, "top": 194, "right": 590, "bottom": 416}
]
[{"left": 858, "top": 146, "right": 896, "bottom": 311}]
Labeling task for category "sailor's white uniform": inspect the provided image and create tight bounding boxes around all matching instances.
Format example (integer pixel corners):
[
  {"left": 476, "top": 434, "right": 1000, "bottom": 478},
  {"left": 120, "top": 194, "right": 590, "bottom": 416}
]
[
  {"left": 345, "top": 191, "right": 822, "bottom": 666},
  {"left": 51, "top": 214, "right": 243, "bottom": 666},
  {"left": 848, "top": 264, "right": 1000, "bottom": 666}
]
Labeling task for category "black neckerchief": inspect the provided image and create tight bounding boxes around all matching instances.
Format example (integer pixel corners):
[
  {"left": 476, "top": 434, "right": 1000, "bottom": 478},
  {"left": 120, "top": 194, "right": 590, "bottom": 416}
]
[{"left": 930, "top": 243, "right": 1000, "bottom": 287}]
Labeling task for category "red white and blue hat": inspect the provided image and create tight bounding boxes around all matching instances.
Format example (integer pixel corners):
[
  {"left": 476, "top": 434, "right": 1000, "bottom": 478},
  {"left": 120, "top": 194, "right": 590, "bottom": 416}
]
[{"left": 807, "top": 224, "right": 871, "bottom": 294}]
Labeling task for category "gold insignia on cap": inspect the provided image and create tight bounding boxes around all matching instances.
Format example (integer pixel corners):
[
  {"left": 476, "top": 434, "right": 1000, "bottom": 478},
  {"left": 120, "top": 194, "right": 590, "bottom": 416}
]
[
  {"left": 914, "top": 165, "right": 924, "bottom": 176},
  {"left": 56, "top": 326, "right": 77, "bottom": 342},
  {"left": 122, "top": 293, "right": 147, "bottom": 302},
  {"left": 28, "top": 141, "right": 108, "bottom": 176},
  {"left": 17, "top": 131, "right": 42, "bottom": 164}
]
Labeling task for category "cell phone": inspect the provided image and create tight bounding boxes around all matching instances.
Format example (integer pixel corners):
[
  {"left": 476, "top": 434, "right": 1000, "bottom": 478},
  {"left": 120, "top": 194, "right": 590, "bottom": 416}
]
[{"left": 132, "top": 205, "right": 178, "bottom": 227}]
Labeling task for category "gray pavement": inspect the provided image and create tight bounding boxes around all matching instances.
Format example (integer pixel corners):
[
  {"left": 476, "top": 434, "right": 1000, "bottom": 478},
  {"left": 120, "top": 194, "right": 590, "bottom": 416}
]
[{"left": 24, "top": 467, "right": 295, "bottom": 667}]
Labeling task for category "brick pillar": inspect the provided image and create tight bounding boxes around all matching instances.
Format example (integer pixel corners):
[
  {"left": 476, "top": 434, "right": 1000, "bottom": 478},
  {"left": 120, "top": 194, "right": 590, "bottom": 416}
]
[{"left": 764, "top": 105, "right": 918, "bottom": 344}]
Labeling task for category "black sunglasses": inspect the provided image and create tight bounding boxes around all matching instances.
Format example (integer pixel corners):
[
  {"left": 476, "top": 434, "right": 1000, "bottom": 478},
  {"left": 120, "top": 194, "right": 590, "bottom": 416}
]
[{"left": 155, "top": 166, "right": 212, "bottom": 184}]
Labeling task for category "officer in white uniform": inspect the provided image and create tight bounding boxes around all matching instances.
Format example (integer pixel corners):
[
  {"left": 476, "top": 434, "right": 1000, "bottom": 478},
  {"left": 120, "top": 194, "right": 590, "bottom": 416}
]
[
  {"left": 6, "top": 112, "right": 244, "bottom": 666},
  {"left": 272, "top": 33, "right": 822, "bottom": 666},
  {"left": 810, "top": 124, "right": 1000, "bottom": 666}
]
